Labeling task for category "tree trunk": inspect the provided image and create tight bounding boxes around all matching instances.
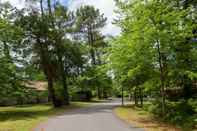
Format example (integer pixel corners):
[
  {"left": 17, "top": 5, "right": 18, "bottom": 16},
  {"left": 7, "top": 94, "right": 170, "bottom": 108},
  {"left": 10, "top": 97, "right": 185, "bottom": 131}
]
[
  {"left": 121, "top": 86, "right": 124, "bottom": 106},
  {"left": 47, "top": 76, "right": 61, "bottom": 107},
  {"left": 47, "top": 0, "right": 53, "bottom": 20},
  {"left": 134, "top": 88, "right": 138, "bottom": 106},
  {"left": 37, "top": 38, "right": 60, "bottom": 107},
  {"left": 156, "top": 40, "right": 166, "bottom": 116},
  {"left": 183, "top": 75, "right": 192, "bottom": 100},
  {"left": 96, "top": 50, "right": 102, "bottom": 65},
  {"left": 59, "top": 56, "right": 69, "bottom": 105},
  {"left": 134, "top": 88, "right": 137, "bottom": 105},
  {"left": 90, "top": 48, "right": 96, "bottom": 65},
  {"left": 139, "top": 87, "right": 143, "bottom": 107},
  {"left": 88, "top": 26, "right": 96, "bottom": 65},
  {"left": 97, "top": 86, "right": 102, "bottom": 99},
  {"left": 40, "top": 0, "right": 44, "bottom": 16}
]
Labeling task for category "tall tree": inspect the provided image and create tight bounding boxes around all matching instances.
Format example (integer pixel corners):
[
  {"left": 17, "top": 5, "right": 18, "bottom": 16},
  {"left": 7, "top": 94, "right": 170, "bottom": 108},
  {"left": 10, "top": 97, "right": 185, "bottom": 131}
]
[
  {"left": 76, "top": 6, "right": 107, "bottom": 99},
  {"left": 17, "top": 2, "right": 63, "bottom": 107},
  {"left": 76, "top": 5, "right": 107, "bottom": 65}
]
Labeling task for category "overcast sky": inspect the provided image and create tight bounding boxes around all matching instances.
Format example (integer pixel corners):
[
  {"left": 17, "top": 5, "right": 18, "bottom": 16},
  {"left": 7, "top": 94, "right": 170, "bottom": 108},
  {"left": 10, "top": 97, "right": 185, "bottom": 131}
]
[{"left": 2, "top": 0, "right": 121, "bottom": 36}]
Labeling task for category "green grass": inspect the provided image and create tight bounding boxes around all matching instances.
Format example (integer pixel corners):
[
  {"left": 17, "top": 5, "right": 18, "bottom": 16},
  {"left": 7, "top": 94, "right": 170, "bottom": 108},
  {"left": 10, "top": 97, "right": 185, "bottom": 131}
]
[
  {"left": 114, "top": 105, "right": 181, "bottom": 131},
  {"left": 0, "top": 102, "right": 90, "bottom": 131}
]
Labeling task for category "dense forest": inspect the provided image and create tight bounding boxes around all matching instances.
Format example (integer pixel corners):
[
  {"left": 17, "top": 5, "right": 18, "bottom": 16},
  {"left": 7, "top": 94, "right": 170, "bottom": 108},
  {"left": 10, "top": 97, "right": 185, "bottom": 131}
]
[{"left": 0, "top": 0, "right": 196, "bottom": 129}]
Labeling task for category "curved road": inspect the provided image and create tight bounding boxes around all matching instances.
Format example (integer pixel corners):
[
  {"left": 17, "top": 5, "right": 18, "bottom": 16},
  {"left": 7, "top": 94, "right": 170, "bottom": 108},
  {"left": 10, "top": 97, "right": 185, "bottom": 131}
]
[{"left": 34, "top": 100, "right": 143, "bottom": 131}]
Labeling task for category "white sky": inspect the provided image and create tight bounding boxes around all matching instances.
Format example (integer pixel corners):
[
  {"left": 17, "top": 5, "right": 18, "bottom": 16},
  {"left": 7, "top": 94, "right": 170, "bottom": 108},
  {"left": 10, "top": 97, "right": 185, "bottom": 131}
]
[
  {"left": 1, "top": 0, "right": 26, "bottom": 9},
  {"left": 1, "top": 0, "right": 121, "bottom": 36}
]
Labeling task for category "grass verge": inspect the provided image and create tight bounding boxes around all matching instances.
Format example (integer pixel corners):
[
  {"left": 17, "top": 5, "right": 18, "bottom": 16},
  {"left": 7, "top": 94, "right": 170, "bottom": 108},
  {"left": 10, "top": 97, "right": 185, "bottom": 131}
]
[
  {"left": 0, "top": 102, "right": 90, "bottom": 131},
  {"left": 114, "top": 105, "right": 181, "bottom": 131}
]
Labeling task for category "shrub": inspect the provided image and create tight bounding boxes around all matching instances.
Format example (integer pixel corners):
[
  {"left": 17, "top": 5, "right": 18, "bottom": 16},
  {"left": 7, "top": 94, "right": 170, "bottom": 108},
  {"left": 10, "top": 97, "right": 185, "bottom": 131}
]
[{"left": 148, "top": 99, "right": 197, "bottom": 130}]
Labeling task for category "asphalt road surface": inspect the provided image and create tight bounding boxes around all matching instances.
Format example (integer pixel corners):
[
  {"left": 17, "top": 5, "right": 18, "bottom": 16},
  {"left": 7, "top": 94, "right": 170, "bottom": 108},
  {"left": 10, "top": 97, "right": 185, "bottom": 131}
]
[{"left": 34, "top": 100, "right": 144, "bottom": 131}]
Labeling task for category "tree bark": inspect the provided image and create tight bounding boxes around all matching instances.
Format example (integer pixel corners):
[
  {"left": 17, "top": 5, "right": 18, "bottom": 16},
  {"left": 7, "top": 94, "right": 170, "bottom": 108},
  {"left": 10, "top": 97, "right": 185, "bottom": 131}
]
[
  {"left": 47, "top": 76, "right": 60, "bottom": 107},
  {"left": 97, "top": 86, "right": 102, "bottom": 99},
  {"left": 88, "top": 25, "right": 96, "bottom": 65},
  {"left": 37, "top": 37, "right": 60, "bottom": 107},
  {"left": 59, "top": 55, "right": 69, "bottom": 105},
  {"left": 156, "top": 40, "right": 166, "bottom": 116},
  {"left": 134, "top": 87, "right": 138, "bottom": 106},
  {"left": 121, "top": 86, "right": 124, "bottom": 106},
  {"left": 139, "top": 87, "right": 143, "bottom": 107},
  {"left": 47, "top": 0, "right": 53, "bottom": 20},
  {"left": 40, "top": 0, "right": 44, "bottom": 16}
]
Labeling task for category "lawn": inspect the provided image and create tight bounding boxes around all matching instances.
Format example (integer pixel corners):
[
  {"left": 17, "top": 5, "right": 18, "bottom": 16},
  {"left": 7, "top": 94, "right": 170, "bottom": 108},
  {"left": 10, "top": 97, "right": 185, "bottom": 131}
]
[
  {"left": 114, "top": 105, "right": 181, "bottom": 131},
  {"left": 0, "top": 102, "right": 90, "bottom": 131}
]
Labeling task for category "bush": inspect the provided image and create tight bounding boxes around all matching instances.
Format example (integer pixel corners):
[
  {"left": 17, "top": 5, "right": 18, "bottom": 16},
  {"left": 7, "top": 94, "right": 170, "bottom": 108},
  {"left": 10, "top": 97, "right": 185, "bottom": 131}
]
[
  {"left": 148, "top": 99, "right": 197, "bottom": 130},
  {"left": 147, "top": 100, "right": 163, "bottom": 116}
]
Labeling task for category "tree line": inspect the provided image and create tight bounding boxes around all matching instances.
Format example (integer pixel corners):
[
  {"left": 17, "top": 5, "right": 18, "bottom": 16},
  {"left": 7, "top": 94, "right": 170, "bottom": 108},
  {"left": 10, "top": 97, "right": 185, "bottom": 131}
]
[{"left": 107, "top": 0, "right": 197, "bottom": 128}]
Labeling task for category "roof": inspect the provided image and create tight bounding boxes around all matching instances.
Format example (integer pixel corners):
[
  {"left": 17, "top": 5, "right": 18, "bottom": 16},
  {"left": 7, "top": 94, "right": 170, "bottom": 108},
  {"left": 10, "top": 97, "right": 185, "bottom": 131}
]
[{"left": 25, "top": 81, "right": 47, "bottom": 91}]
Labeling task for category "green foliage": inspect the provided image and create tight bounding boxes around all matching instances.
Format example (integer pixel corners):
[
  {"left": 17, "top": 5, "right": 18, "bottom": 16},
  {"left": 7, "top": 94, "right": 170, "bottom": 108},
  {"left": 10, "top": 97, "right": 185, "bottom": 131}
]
[
  {"left": 76, "top": 5, "right": 107, "bottom": 65},
  {"left": 0, "top": 2, "right": 26, "bottom": 99},
  {"left": 147, "top": 100, "right": 197, "bottom": 129},
  {"left": 109, "top": 0, "right": 197, "bottom": 128},
  {"left": 0, "top": 3, "right": 196, "bottom": 131},
  {"left": 0, "top": 0, "right": 112, "bottom": 106},
  {"left": 76, "top": 5, "right": 107, "bottom": 36}
]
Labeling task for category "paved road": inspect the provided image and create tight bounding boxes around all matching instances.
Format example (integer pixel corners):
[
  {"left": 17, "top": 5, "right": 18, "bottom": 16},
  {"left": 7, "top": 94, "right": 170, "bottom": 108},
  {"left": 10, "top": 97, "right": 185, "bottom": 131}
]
[{"left": 34, "top": 100, "right": 143, "bottom": 131}]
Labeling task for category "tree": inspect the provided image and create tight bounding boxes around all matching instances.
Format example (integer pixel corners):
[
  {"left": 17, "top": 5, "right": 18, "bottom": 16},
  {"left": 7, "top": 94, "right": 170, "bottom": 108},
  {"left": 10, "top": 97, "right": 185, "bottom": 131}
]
[
  {"left": 17, "top": 3, "right": 64, "bottom": 107},
  {"left": 75, "top": 6, "right": 108, "bottom": 99},
  {"left": 46, "top": 1, "right": 75, "bottom": 105},
  {"left": 76, "top": 5, "right": 107, "bottom": 65},
  {"left": 0, "top": 2, "right": 25, "bottom": 100},
  {"left": 112, "top": 0, "right": 194, "bottom": 116},
  {"left": 16, "top": 0, "right": 87, "bottom": 107}
]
